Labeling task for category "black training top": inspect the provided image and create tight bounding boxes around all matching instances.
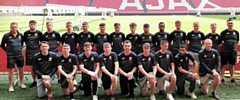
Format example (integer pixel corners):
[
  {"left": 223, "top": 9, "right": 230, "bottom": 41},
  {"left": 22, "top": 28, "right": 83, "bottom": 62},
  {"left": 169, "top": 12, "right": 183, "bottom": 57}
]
[
  {"left": 61, "top": 32, "right": 79, "bottom": 54},
  {"left": 186, "top": 31, "right": 205, "bottom": 53},
  {"left": 93, "top": 33, "right": 110, "bottom": 54},
  {"left": 174, "top": 52, "right": 195, "bottom": 77},
  {"left": 138, "top": 33, "right": 154, "bottom": 52},
  {"left": 32, "top": 52, "right": 59, "bottom": 79},
  {"left": 78, "top": 52, "right": 99, "bottom": 77},
  {"left": 109, "top": 32, "right": 125, "bottom": 54},
  {"left": 220, "top": 29, "right": 239, "bottom": 53},
  {"left": 153, "top": 32, "right": 170, "bottom": 51},
  {"left": 137, "top": 53, "right": 156, "bottom": 78},
  {"left": 199, "top": 49, "right": 220, "bottom": 77},
  {"left": 1, "top": 31, "right": 24, "bottom": 58},
  {"left": 58, "top": 53, "right": 78, "bottom": 74},
  {"left": 205, "top": 33, "right": 221, "bottom": 50},
  {"left": 99, "top": 52, "right": 118, "bottom": 78},
  {"left": 41, "top": 31, "right": 61, "bottom": 53},
  {"left": 125, "top": 33, "right": 140, "bottom": 54},
  {"left": 23, "top": 30, "right": 42, "bottom": 56},
  {"left": 155, "top": 50, "right": 174, "bottom": 77},
  {"left": 118, "top": 51, "right": 137, "bottom": 73},
  {"left": 78, "top": 31, "right": 94, "bottom": 53},
  {"left": 169, "top": 30, "right": 186, "bottom": 55}
]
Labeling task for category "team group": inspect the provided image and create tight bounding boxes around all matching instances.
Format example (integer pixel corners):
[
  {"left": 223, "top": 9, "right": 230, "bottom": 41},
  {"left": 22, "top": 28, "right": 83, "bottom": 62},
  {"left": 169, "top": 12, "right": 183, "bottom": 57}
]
[{"left": 1, "top": 19, "right": 239, "bottom": 100}]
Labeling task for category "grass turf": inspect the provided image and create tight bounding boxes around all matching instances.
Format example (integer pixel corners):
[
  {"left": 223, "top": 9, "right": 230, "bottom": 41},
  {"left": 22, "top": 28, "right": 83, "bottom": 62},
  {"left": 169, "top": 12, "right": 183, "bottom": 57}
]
[{"left": 0, "top": 15, "right": 240, "bottom": 100}]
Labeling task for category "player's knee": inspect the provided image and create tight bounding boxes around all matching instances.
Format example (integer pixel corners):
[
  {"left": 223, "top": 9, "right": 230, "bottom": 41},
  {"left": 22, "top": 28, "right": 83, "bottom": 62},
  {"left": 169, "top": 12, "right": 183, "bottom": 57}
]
[
  {"left": 201, "top": 88, "right": 208, "bottom": 95},
  {"left": 105, "top": 90, "right": 111, "bottom": 96},
  {"left": 149, "top": 79, "right": 155, "bottom": 84},
  {"left": 141, "top": 89, "right": 147, "bottom": 96}
]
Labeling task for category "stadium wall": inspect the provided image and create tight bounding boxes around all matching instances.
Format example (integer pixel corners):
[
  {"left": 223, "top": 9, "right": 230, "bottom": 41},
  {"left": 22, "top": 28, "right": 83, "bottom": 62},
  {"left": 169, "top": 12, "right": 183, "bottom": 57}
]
[{"left": 0, "top": 0, "right": 240, "bottom": 14}]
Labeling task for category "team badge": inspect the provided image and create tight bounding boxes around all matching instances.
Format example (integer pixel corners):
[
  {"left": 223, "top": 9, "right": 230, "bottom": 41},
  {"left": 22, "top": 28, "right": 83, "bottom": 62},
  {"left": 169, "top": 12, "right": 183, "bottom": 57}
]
[
  {"left": 164, "top": 35, "right": 167, "bottom": 38},
  {"left": 91, "top": 57, "right": 94, "bottom": 61},
  {"left": 180, "top": 33, "right": 183, "bottom": 36},
  {"left": 109, "top": 56, "right": 112, "bottom": 60},
  {"left": 148, "top": 57, "right": 151, "bottom": 61},
  {"left": 71, "top": 35, "right": 74, "bottom": 38},
  {"left": 216, "top": 36, "right": 218, "bottom": 39},
  {"left": 158, "top": 35, "right": 160, "bottom": 37},
  {"left": 149, "top": 36, "right": 152, "bottom": 40},
  {"left": 227, "top": 32, "right": 229, "bottom": 34},
  {"left": 35, "top": 33, "right": 37, "bottom": 36},
  {"left": 233, "top": 32, "right": 236, "bottom": 35},
  {"left": 198, "top": 34, "right": 201, "bottom": 37},
  {"left": 52, "top": 34, "right": 55, "bottom": 37},
  {"left": 49, "top": 57, "right": 52, "bottom": 61},
  {"left": 166, "top": 54, "right": 169, "bottom": 58},
  {"left": 135, "top": 36, "right": 138, "bottom": 40},
  {"left": 81, "top": 35, "right": 83, "bottom": 37},
  {"left": 119, "top": 35, "right": 122, "bottom": 38},
  {"left": 185, "top": 57, "right": 188, "bottom": 60},
  {"left": 69, "top": 58, "right": 71, "bottom": 62},
  {"left": 104, "top": 35, "right": 106, "bottom": 39},
  {"left": 129, "top": 57, "right": 132, "bottom": 61},
  {"left": 213, "top": 54, "right": 215, "bottom": 58},
  {"left": 88, "top": 34, "right": 91, "bottom": 38},
  {"left": 18, "top": 36, "right": 21, "bottom": 39}
]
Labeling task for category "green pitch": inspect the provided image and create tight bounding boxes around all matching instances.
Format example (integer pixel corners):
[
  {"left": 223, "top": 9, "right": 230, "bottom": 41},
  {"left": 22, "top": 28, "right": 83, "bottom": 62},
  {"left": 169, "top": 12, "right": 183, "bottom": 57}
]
[{"left": 0, "top": 15, "right": 240, "bottom": 100}]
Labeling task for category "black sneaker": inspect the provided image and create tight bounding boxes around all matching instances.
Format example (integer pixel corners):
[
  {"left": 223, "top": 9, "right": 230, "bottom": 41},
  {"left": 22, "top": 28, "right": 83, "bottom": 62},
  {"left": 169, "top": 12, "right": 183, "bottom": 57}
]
[
  {"left": 128, "top": 94, "right": 135, "bottom": 99},
  {"left": 221, "top": 79, "right": 226, "bottom": 85},
  {"left": 29, "top": 81, "right": 37, "bottom": 88},
  {"left": 212, "top": 92, "right": 219, "bottom": 99},
  {"left": 231, "top": 79, "right": 238, "bottom": 85}
]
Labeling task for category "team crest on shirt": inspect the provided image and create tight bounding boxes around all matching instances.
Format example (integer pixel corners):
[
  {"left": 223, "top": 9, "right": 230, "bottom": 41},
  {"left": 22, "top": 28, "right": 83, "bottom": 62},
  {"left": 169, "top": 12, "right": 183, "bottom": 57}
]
[
  {"left": 216, "top": 36, "right": 218, "bottom": 40},
  {"left": 52, "top": 34, "right": 55, "bottom": 37},
  {"left": 166, "top": 54, "right": 169, "bottom": 58},
  {"left": 185, "top": 57, "right": 188, "bottom": 60},
  {"left": 49, "top": 57, "right": 52, "bottom": 61},
  {"left": 149, "top": 36, "right": 152, "bottom": 40},
  {"left": 135, "top": 36, "right": 138, "bottom": 40},
  {"left": 35, "top": 33, "right": 37, "bottom": 36},
  {"left": 129, "top": 57, "right": 132, "bottom": 61},
  {"left": 164, "top": 35, "right": 167, "bottom": 38},
  {"left": 69, "top": 58, "right": 71, "bottom": 62},
  {"left": 88, "top": 34, "right": 91, "bottom": 38},
  {"left": 81, "top": 35, "right": 83, "bottom": 37},
  {"left": 71, "top": 35, "right": 74, "bottom": 39},
  {"left": 38, "top": 58, "right": 41, "bottom": 61},
  {"left": 61, "top": 60, "right": 65, "bottom": 62},
  {"left": 18, "top": 36, "right": 21, "bottom": 39},
  {"left": 148, "top": 57, "right": 151, "bottom": 61},
  {"left": 109, "top": 56, "right": 112, "bottom": 60},
  {"left": 91, "top": 57, "right": 94, "bottom": 61},
  {"left": 104, "top": 35, "right": 106, "bottom": 39},
  {"left": 180, "top": 33, "right": 183, "bottom": 36},
  {"left": 212, "top": 54, "right": 215, "bottom": 58},
  {"left": 198, "top": 34, "right": 201, "bottom": 37},
  {"left": 233, "top": 32, "right": 236, "bottom": 35},
  {"left": 119, "top": 35, "right": 122, "bottom": 38}
]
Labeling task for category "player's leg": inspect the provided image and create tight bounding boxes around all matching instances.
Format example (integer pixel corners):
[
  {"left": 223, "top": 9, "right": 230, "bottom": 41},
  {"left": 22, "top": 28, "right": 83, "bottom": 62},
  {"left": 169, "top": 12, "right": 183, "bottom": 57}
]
[
  {"left": 176, "top": 75, "right": 186, "bottom": 95},
  {"left": 66, "top": 76, "right": 75, "bottom": 100},
  {"left": 149, "top": 74, "right": 156, "bottom": 100},
  {"left": 168, "top": 74, "right": 176, "bottom": 95},
  {"left": 92, "top": 78, "right": 98, "bottom": 100},
  {"left": 97, "top": 70, "right": 102, "bottom": 87},
  {"left": 43, "top": 76, "right": 54, "bottom": 99},
  {"left": 120, "top": 75, "right": 129, "bottom": 95},
  {"left": 229, "top": 54, "right": 238, "bottom": 84},
  {"left": 82, "top": 76, "right": 92, "bottom": 96},
  {"left": 128, "top": 79, "right": 136, "bottom": 98},
  {"left": 200, "top": 74, "right": 210, "bottom": 94},
  {"left": 102, "top": 77, "right": 112, "bottom": 96},
  {"left": 212, "top": 73, "right": 220, "bottom": 99},
  {"left": 61, "top": 75, "right": 69, "bottom": 96},
  {"left": 157, "top": 77, "right": 165, "bottom": 95},
  {"left": 7, "top": 58, "right": 15, "bottom": 91},
  {"left": 26, "top": 55, "right": 37, "bottom": 88},
  {"left": 186, "top": 74, "right": 197, "bottom": 99},
  {"left": 138, "top": 77, "right": 148, "bottom": 96},
  {"left": 16, "top": 57, "right": 26, "bottom": 88},
  {"left": 110, "top": 75, "right": 118, "bottom": 96},
  {"left": 37, "top": 79, "right": 46, "bottom": 98},
  {"left": 220, "top": 53, "right": 228, "bottom": 84}
]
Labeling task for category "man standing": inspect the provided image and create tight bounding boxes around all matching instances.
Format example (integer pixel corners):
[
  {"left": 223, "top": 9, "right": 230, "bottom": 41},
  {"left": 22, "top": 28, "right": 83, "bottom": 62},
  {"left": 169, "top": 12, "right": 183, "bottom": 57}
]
[
  {"left": 32, "top": 41, "right": 58, "bottom": 100},
  {"left": 175, "top": 44, "right": 198, "bottom": 99},
  {"left": 78, "top": 22, "right": 94, "bottom": 53},
  {"left": 220, "top": 19, "right": 239, "bottom": 85},
  {"left": 41, "top": 22, "right": 61, "bottom": 53},
  {"left": 79, "top": 42, "right": 99, "bottom": 100},
  {"left": 110, "top": 23, "right": 125, "bottom": 54},
  {"left": 126, "top": 22, "right": 139, "bottom": 54},
  {"left": 155, "top": 40, "right": 176, "bottom": 100},
  {"left": 153, "top": 22, "right": 170, "bottom": 51},
  {"left": 205, "top": 23, "right": 221, "bottom": 50},
  {"left": 138, "top": 24, "right": 154, "bottom": 53},
  {"left": 23, "top": 20, "right": 42, "bottom": 88},
  {"left": 98, "top": 42, "right": 118, "bottom": 100},
  {"left": 118, "top": 40, "right": 137, "bottom": 99},
  {"left": 169, "top": 20, "right": 186, "bottom": 56},
  {"left": 58, "top": 44, "right": 78, "bottom": 100},
  {"left": 61, "top": 22, "right": 79, "bottom": 55},
  {"left": 137, "top": 43, "right": 156, "bottom": 100},
  {"left": 199, "top": 39, "right": 220, "bottom": 99},
  {"left": 1, "top": 22, "right": 26, "bottom": 91}
]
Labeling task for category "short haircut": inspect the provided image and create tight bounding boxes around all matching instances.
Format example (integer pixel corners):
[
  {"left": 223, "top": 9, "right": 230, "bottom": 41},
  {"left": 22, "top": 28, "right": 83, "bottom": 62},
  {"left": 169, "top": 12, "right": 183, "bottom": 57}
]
[
  {"left": 123, "top": 40, "right": 131, "bottom": 44},
  {"left": 103, "top": 42, "right": 111, "bottom": 47},
  {"left": 99, "top": 23, "right": 106, "bottom": 26},
  {"left": 158, "top": 22, "right": 165, "bottom": 26},
  {"left": 160, "top": 40, "right": 169, "bottom": 45},
  {"left": 210, "top": 23, "right": 216, "bottom": 26},
  {"left": 40, "top": 41, "right": 49, "bottom": 46},
  {"left": 66, "top": 22, "right": 72, "bottom": 25},
  {"left": 179, "top": 44, "right": 186, "bottom": 49},
  {"left": 82, "top": 21, "right": 88, "bottom": 25},
  {"left": 29, "top": 20, "right": 37, "bottom": 24},
  {"left": 142, "top": 43, "right": 150, "bottom": 48},
  {"left": 84, "top": 42, "right": 92, "bottom": 46},
  {"left": 10, "top": 22, "right": 18, "bottom": 26},
  {"left": 143, "top": 23, "right": 150, "bottom": 28},
  {"left": 175, "top": 20, "right": 181, "bottom": 24},
  {"left": 62, "top": 44, "right": 70, "bottom": 48},
  {"left": 227, "top": 19, "right": 233, "bottom": 22},
  {"left": 205, "top": 38, "right": 212, "bottom": 43},
  {"left": 193, "top": 21, "right": 199, "bottom": 25},
  {"left": 129, "top": 22, "right": 137, "bottom": 27},
  {"left": 46, "top": 21, "right": 52, "bottom": 25},
  {"left": 114, "top": 23, "right": 120, "bottom": 26}
]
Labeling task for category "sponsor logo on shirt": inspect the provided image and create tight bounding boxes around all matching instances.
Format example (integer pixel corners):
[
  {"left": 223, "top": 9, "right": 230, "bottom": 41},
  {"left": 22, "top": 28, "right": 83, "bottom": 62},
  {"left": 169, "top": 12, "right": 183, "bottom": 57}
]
[
  {"left": 84, "top": 59, "right": 87, "bottom": 62},
  {"left": 49, "top": 57, "right": 52, "bottom": 61},
  {"left": 46, "top": 35, "right": 48, "bottom": 38},
  {"left": 158, "top": 35, "right": 160, "bottom": 37},
  {"left": 159, "top": 55, "right": 162, "bottom": 58},
  {"left": 81, "top": 35, "right": 83, "bottom": 37},
  {"left": 209, "top": 36, "right": 212, "bottom": 38},
  {"left": 61, "top": 60, "right": 65, "bottom": 62},
  {"left": 142, "top": 37, "right": 145, "bottom": 39},
  {"left": 174, "top": 33, "right": 177, "bottom": 35},
  {"left": 122, "top": 57, "right": 125, "bottom": 60},
  {"left": 204, "top": 55, "right": 207, "bottom": 58},
  {"left": 28, "top": 34, "right": 31, "bottom": 36},
  {"left": 103, "top": 58, "right": 107, "bottom": 61},
  {"left": 98, "top": 36, "right": 101, "bottom": 38},
  {"left": 142, "top": 58, "right": 145, "bottom": 61},
  {"left": 129, "top": 37, "right": 132, "bottom": 39},
  {"left": 191, "top": 34, "right": 194, "bottom": 36},
  {"left": 38, "top": 58, "right": 41, "bottom": 61},
  {"left": 9, "top": 36, "right": 12, "bottom": 38},
  {"left": 227, "top": 32, "right": 229, "bottom": 34},
  {"left": 65, "top": 36, "right": 68, "bottom": 38},
  {"left": 113, "top": 35, "right": 116, "bottom": 37},
  {"left": 180, "top": 59, "right": 183, "bottom": 62}
]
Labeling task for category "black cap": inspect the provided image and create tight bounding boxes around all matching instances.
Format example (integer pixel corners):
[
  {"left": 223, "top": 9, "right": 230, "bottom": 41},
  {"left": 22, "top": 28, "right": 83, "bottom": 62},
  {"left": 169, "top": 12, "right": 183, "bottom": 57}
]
[{"left": 143, "top": 23, "right": 150, "bottom": 28}]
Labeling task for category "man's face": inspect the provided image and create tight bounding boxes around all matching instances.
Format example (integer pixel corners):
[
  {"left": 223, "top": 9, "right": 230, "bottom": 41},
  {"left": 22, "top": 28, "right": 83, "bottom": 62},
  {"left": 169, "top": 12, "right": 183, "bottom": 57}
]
[
  {"left": 227, "top": 20, "right": 233, "bottom": 29},
  {"left": 193, "top": 23, "right": 199, "bottom": 31},
  {"left": 160, "top": 43, "right": 169, "bottom": 51},
  {"left": 175, "top": 23, "right": 181, "bottom": 30},
  {"left": 143, "top": 27, "right": 149, "bottom": 33},
  {"left": 159, "top": 24, "right": 165, "bottom": 32},
  {"left": 143, "top": 47, "right": 150, "bottom": 53},
  {"left": 84, "top": 45, "right": 92, "bottom": 52},
  {"left": 10, "top": 24, "right": 18, "bottom": 33},
  {"left": 211, "top": 25, "right": 216, "bottom": 32},
  {"left": 62, "top": 46, "right": 70, "bottom": 54},
  {"left": 205, "top": 40, "right": 212, "bottom": 50},
  {"left": 29, "top": 23, "right": 36, "bottom": 30},
  {"left": 99, "top": 26, "right": 105, "bottom": 32},
  {"left": 114, "top": 25, "right": 120, "bottom": 32},
  {"left": 40, "top": 43, "right": 49, "bottom": 52},
  {"left": 103, "top": 45, "right": 111, "bottom": 53},
  {"left": 123, "top": 43, "right": 132, "bottom": 52},
  {"left": 179, "top": 48, "right": 186, "bottom": 55},
  {"left": 130, "top": 26, "right": 136, "bottom": 33},
  {"left": 66, "top": 23, "right": 72, "bottom": 31},
  {"left": 82, "top": 24, "right": 88, "bottom": 32},
  {"left": 46, "top": 23, "right": 53, "bottom": 30}
]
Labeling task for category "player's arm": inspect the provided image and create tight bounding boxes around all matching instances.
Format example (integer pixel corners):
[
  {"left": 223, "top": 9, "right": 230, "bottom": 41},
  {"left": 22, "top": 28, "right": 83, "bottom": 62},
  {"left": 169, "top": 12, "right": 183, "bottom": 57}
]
[
  {"left": 156, "top": 64, "right": 169, "bottom": 75},
  {"left": 49, "top": 55, "right": 59, "bottom": 77},
  {"left": 199, "top": 52, "right": 213, "bottom": 74},
  {"left": 118, "top": 67, "right": 128, "bottom": 76},
  {"left": 94, "top": 62, "right": 100, "bottom": 74},
  {"left": 1, "top": 34, "right": 7, "bottom": 51},
  {"left": 32, "top": 56, "right": 44, "bottom": 78},
  {"left": 58, "top": 65, "right": 68, "bottom": 77},
  {"left": 101, "top": 66, "right": 114, "bottom": 77},
  {"left": 170, "top": 63, "right": 175, "bottom": 73},
  {"left": 214, "top": 51, "right": 221, "bottom": 73},
  {"left": 138, "top": 65, "right": 149, "bottom": 77}
]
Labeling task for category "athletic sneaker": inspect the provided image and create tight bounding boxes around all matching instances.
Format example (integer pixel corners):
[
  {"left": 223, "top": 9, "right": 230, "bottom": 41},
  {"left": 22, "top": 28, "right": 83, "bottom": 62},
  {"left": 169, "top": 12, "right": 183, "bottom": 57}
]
[
  {"left": 21, "top": 84, "right": 27, "bottom": 89},
  {"left": 128, "top": 94, "right": 135, "bottom": 99},
  {"left": 231, "top": 79, "right": 238, "bottom": 85},
  {"left": 9, "top": 87, "right": 14, "bottom": 92},
  {"left": 73, "top": 79, "right": 77, "bottom": 86},
  {"left": 98, "top": 79, "right": 102, "bottom": 88},
  {"left": 92, "top": 95, "right": 98, "bottom": 100},
  {"left": 188, "top": 92, "right": 197, "bottom": 99},
  {"left": 221, "top": 79, "right": 226, "bottom": 85},
  {"left": 212, "top": 92, "right": 219, "bottom": 99},
  {"left": 150, "top": 95, "right": 156, "bottom": 100},
  {"left": 110, "top": 95, "right": 116, "bottom": 100},
  {"left": 29, "top": 81, "right": 37, "bottom": 88},
  {"left": 167, "top": 94, "right": 174, "bottom": 100}
]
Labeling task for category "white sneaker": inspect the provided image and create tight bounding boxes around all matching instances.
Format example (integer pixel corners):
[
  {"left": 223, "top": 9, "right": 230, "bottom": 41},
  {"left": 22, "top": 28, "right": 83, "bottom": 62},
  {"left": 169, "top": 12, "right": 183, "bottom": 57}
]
[
  {"left": 98, "top": 79, "right": 102, "bottom": 88},
  {"left": 167, "top": 94, "right": 174, "bottom": 100},
  {"left": 150, "top": 95, "right": 156, "bottom": 100},
  {"left": 73, "top": 79, "right": 77, "bottom": 86},
  {"left": 9, "top": 87, "right": 14, "bottom": 92},
  {"left": 93, "top": 95, "right": 98, "bottom": 100},
  {"left": 20, "top": 84, "right": 27, "bottom": 89},
  {"left": 196, "top": 79, "right": 200, "bottom": 85},
  {"left": 188, "top": 92, "right": 197, "bottom": 99}
]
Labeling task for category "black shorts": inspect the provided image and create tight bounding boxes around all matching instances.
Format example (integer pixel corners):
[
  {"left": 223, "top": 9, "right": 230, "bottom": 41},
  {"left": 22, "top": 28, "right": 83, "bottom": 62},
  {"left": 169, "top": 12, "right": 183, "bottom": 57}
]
[
  {"left": 101, "top": 76, "right": 111, "bottom": 90},
  {"left": 221, "top": 53, "right": 236, "bottom": 65},
  {"left": 7, "top": 57, "right": 24, "bottom": 69},
  {"left": 25, "top": 54, "right": 33, "bottom": 65},
  {"left": 60, "top": 74, "right": 74, "bottom": 88}
]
